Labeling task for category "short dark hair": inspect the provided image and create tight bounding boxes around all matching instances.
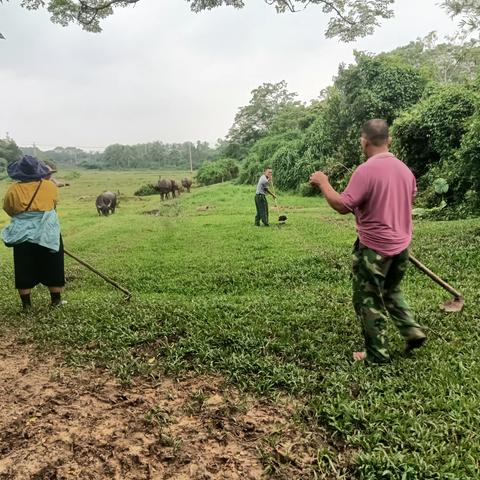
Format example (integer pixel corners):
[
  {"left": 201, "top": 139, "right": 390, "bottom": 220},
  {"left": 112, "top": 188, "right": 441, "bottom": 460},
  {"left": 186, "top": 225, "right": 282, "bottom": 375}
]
[{"left": 362, "top": 119, "right": 389, "bottom": 146}]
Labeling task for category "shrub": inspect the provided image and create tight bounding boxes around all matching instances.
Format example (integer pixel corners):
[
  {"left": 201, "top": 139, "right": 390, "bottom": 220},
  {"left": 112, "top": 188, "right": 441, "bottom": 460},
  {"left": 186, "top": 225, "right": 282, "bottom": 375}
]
[
  {"left": 456, "top": 114, "right": 480, "bottom": 211},
  {"left": 238, "top": 132, "right": 301, "bottom": 184},
  {"left": 298, "top": 182, "right": 320, "bottom": 197},
  {"left": 196, "top": 158, "right": 239, "bottom": 186},
  {"left": 392, "top": 84, "right": 479, "bottom": 176},
  {"left": 134, "top": 184, "right": 157, "bottom": 196}
]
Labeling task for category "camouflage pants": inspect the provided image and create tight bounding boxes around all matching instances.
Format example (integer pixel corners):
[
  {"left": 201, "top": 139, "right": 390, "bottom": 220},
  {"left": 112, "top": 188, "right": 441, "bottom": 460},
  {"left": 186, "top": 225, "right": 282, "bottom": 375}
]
[{"left": 352, "top": 240, "right": 421, "bottom": 364}]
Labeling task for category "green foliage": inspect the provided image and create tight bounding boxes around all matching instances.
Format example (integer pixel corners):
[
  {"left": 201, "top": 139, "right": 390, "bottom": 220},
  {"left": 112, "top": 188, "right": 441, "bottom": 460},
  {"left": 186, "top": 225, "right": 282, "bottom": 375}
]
[
  {"left": 21, "top": 141, "right": 216, "bottom": 171},
  {"left": 196, "top": 158, "right": 239, "bottom": 185},
  {"left": 389, "top": 32, "right": 480, "bottom": 84},
  {"left": 336, "top": 53, "right": 428, "bottom": 125},
  {"left": 456, "top": 113, "right": 480, "bottom": 207},
  {"left": 442, "top": 0, "right": 480, "bottom": 36},
  {"left": 392, "top": 83, "right": 479, "bottom": 177},
  {"left": 0, "top": 137, "right": 22, "bottom": 173},
  {"left": 298, "top": 182, "right": 319, "bottom": 196},
  {"left": 239, "top": 53, "right": 427, "bottom": 194},
  {"left": 225, "top": 81, "right": 300, "bottom": 160},
  {"left": 21, "top": 146, "right": 102, "bottom": 168},
  {"left": 134, "top": 184, "right": 157, "bottom": 196},
  {"left": 238, "top": 132, "right": 301, "bottom": 184},
  {"left": 433, "top": 177, "right": 449, "bottom": 194},
  {"left": 4, "top": 0, "right": 396, "bottom": 41}
]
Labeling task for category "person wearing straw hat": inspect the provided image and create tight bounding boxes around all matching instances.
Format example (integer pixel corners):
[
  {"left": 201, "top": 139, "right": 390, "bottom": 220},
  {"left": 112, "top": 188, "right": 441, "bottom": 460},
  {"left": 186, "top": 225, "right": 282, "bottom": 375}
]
[
  {"left": 255, "top": 167, "right": 276, "bottom": 226},
  {"left": 2, "top": 155, "right": 65, "bottom": 309}
]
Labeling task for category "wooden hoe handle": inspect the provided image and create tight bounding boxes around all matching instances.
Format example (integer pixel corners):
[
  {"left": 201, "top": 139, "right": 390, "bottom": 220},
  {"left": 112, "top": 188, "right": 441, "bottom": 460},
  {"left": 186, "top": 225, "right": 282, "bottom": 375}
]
[{"left": 408, "top": 254, "right": 463, "bottom": 300}]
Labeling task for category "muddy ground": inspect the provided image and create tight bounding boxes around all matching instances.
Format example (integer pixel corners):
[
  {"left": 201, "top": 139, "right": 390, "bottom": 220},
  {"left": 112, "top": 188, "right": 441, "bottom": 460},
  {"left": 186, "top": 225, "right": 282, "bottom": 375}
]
[{"left": 0, "top": 335, "right": 328, "bottom": 479}]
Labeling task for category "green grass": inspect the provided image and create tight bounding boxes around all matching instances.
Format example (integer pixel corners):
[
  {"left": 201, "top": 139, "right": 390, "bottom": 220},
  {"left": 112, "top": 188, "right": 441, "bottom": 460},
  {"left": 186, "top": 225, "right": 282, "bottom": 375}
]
[{"left": 1, "top": 169, "right": 479, "bottom": 479}]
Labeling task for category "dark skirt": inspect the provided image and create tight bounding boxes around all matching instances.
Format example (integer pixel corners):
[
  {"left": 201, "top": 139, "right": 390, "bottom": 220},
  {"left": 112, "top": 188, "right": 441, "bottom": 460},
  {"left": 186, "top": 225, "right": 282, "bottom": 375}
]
[{"left": 13, "top": 237, "right": 65, "bottom": 289}]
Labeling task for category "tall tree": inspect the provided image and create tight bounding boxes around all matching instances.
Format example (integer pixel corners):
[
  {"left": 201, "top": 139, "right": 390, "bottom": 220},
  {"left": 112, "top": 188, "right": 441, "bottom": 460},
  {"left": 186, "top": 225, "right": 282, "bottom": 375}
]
[
  {"left": 225, "top": 81, "right": 299, "bottom": 159},
  {"left": 0, "top": 136, "right": 22, "bottom": 173},
  {"left": 442, "top": 0, "right": 480, "bottom": 36},
  {"left": 390, "top": 32, "right": 480, "bottom": 83}
]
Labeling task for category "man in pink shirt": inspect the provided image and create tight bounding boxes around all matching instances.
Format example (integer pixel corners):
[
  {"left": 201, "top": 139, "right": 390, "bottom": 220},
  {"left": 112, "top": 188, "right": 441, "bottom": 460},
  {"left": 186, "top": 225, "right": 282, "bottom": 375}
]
[{"left": 310, "top": 119, "right": 426, "bottom": 364}]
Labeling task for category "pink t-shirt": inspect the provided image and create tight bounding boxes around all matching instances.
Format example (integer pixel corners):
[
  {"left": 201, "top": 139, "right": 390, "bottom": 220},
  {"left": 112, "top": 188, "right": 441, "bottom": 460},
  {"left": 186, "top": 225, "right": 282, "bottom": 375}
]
[{"left": 340, "top": 152, "right": 416, "bottom": 257}]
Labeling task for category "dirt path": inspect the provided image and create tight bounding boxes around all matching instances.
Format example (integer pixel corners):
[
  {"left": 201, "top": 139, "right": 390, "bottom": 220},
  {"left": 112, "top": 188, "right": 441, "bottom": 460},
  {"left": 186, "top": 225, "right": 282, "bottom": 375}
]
[{"left": 0, "top": 335, "right": 323, "bottom": 479}]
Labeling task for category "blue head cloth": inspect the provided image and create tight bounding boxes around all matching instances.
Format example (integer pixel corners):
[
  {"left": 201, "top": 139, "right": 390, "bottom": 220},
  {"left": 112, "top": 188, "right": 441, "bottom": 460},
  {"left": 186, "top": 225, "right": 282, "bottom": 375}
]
[{"left": 7, "top": 155, "right": 51, "bottom": 182}]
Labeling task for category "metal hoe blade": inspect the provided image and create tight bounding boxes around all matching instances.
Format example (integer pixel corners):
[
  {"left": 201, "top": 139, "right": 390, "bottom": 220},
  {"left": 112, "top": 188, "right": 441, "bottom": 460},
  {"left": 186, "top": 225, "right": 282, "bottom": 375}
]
[
  {"left": 409, "top": 254, "right": 465, "bottom": 313},
  {"left": 440, "top": 296, "right": 465, "bottom": 313}
]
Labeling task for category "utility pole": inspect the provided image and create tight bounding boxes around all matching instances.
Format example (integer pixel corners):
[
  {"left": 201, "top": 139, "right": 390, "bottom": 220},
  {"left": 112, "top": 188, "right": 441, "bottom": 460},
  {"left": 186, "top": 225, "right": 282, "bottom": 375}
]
[{"left": 189, "top": 142, "right": 193, "bottom": 173}]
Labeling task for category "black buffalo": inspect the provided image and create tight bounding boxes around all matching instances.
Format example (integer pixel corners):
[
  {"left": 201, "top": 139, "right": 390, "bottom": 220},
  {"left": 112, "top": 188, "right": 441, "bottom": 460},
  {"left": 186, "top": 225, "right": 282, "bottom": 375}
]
[
  {"left": 181, "top": 177, "right": 192, "bottom": 193},
  {"left": 154, "top": 179, "right": 181, "bottom": 200},
  {"left": 96, "top": 191, "right": 117, "bottom": 216}
]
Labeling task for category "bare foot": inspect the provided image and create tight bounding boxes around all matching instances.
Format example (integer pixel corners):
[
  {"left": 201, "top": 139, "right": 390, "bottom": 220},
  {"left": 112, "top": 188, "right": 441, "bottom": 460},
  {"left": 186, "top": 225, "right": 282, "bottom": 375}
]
[{"left": 353, "top": 351, "right": 366, "bottom": 362}]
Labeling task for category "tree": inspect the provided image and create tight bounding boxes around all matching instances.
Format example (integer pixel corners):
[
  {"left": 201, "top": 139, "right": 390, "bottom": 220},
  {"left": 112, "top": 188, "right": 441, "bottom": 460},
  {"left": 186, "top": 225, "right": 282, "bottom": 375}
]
[
  {"left": 225, "top": 81, "right": 299, "bottom": 160},
  {"left": 0, "top": 0, "right": 395, "bottom": 42},
  {"left": 3, "top": 1, "right": 480, "bottom": 41},
  {"left": 392, "top": 83, "right": 479, "bottom": 177},
  {"left": 0, "top": 136, "right": 22, "bottom": 173},
  {"left": 0, "top": 0, "right": 140, "bottom": 34},
  {"left": 390, "top": 32, "right": 480, "bottom": 83},
  {"left": 442, "top": 0, "right": 480, "bottom": 37}
]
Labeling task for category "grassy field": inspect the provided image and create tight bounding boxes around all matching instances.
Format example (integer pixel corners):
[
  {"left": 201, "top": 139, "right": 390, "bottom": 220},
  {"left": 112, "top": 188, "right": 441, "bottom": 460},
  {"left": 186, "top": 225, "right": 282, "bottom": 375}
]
[{"left": 0, "top": 169, "right": 479, "bottom": 479}]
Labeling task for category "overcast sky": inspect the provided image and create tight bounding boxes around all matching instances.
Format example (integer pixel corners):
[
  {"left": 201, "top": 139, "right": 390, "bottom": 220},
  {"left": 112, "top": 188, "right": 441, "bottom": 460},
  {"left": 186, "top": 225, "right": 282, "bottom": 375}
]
[{"left": 0, "top": 0, "right": 457, "bottom": 150}]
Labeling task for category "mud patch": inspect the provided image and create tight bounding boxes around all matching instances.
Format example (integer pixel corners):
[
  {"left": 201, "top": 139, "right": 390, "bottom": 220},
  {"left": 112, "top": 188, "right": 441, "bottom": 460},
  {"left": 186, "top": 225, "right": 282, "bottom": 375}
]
[{"left": 0, "top": 335, "right": 330, "bottom": 479}]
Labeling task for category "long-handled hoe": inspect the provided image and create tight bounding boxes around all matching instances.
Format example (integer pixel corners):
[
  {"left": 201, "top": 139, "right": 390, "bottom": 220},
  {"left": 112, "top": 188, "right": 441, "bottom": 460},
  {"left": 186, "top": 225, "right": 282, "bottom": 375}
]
[
  {"left": 326, "top": 163, "right": 465, "bottom": 313},
  {"left": 64, "top": 249, "right": 132, "bottom": 301},
  {"left": 270, "top": 178, "right": 287, "bottom": 225},
  {"left": 408, "top": 254, "right": 464, "bottom": 312}
]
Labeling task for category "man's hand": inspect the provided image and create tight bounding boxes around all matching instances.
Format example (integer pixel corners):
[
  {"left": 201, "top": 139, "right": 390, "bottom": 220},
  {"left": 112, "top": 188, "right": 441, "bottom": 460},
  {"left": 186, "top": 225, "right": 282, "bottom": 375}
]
[
  {"left": 309, "top": 171, "right": 329, "bottom": 188},
  {"left": 309, "top": 171, "right": 350, "bottom": 215}
]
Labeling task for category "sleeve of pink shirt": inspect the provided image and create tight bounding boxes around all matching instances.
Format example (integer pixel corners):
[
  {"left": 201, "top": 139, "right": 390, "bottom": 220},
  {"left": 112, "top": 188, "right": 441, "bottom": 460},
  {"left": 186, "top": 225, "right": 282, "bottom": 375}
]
[{"left": 340, "top": 166, "right": 369, "bottom": 211}]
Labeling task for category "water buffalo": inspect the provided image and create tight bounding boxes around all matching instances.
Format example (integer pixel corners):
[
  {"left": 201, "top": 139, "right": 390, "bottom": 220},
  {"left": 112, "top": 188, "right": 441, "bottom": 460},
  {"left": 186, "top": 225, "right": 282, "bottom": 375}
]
[
  {"left": 96, "top": 191, "right": 117, "bottom": 216},
  {"left": 154, "top": 179, "right": 181, "bottom": 200},
  {"left": 170, "top": 180, "right": 181, "bottom": 198},
  {"left": 181, "top": 177, "right": 192, "bottom": 193},
  {"left": 155, "top": 179, "right": 172, "bottom": 201}
]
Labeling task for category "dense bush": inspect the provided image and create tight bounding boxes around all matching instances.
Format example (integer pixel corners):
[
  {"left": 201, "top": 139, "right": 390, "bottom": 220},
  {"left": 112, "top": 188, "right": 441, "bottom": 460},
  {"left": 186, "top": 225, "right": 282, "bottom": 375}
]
[
  {"left": 196, "top": 158, "right": 239, "bottom": 186},
  {"left": 392, "top": 84, "right": 479, "bottom": 176},
  {"left": 134, "top": 184, "right": 157, "bottom": 196},
  {"left": 238, "top": 132, "right": 301, "bottom": 185},
  {"left": 336, "top": 53, "right": 428, "bottom": 125},
  {"left": 456, "top": 114, "right": 480, "bottom": 208}
]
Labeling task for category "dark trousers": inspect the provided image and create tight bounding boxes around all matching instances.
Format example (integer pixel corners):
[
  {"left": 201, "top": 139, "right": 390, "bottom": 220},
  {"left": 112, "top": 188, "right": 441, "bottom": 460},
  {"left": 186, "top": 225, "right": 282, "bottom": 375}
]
[
  {"left": 255, "top": 194, "right": 269, "bottom": 226},
  {"left": 13, "top": 236, "right": 65, "bottom": 289}
]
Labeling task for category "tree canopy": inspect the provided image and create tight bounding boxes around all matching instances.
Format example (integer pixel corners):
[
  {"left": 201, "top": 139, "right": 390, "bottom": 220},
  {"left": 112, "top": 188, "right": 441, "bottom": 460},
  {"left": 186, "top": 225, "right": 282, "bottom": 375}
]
[
  {"left": 2, "top": 1, "right": 479, "bottom": 41},
  {"left": 224, "top": 81, "right": 300, "bottom": 160},
  {"left": 0, "top": 0, "right": 394, "bottom": 41},
  {"left": 0, "top": 137, "right": 22, "bottom": 173}
]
